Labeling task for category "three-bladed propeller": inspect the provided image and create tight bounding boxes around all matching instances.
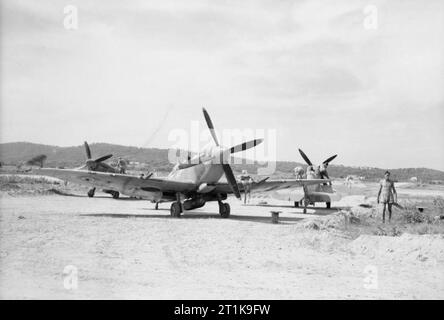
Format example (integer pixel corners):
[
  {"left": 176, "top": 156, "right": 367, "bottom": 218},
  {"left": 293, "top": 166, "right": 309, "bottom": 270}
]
[
  {"left": 84, "top": 141, "right": 113, "bottom": 170},
  {"left": 202, "top": 108, "right": 263, "bottom": 199},
  {"left": 298, "top": 148, "right": 337, "bottom": 167}
]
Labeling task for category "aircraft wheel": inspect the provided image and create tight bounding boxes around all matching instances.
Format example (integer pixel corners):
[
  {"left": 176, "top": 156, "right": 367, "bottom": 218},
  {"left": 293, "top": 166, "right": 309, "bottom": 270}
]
[
  {"left": 326, "top": 202, "right": 331, "bottom": 209},
  {"left": 170, "top": 202, "right": 182, "bottom": 218},
  {"left": 112, "top": 191, "right": 120, "bottom": 199},
  {"left": 294, "top": 201, "right": 299, "bottom": 208},
  {"left": 87, "top": 188, "right": 95, "bottom": 198},
  {"left": 219, "top": 202, "right": 230, "bottom": 218}
]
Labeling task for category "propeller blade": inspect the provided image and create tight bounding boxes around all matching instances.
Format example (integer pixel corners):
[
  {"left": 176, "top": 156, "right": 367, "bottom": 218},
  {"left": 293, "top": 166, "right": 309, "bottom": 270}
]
[
  {"left": 84, "top": 141, "right": 92, "bottom": 159},
  {"left": 94, "top": 154, "right": 113, "bottom": 163},
  {"left": 222, "top": 164, "right": 241, "bottom": 199},
  {"left": 323, "top": 154, "right": 337, "bottom": 165},
  {"left": 229, "top": 139, "right": 263, "bottom": 154},
  {"left": 298, "top": 148, "right": 312, "bottom": 166},
  {"left": 202, "top": 108, "right": 220, "bottom": 146}
]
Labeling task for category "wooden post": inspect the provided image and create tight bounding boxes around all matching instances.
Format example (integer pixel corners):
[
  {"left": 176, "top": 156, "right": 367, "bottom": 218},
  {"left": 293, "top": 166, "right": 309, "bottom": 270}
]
[{"left": 271, "top": 211, "right": 281, "bottom": 224}]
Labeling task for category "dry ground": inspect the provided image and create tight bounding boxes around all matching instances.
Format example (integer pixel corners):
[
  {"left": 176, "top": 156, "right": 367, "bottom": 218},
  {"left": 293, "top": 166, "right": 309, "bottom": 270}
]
[{"left": 0, "top": 177, "right": 443, "bottom": 299}]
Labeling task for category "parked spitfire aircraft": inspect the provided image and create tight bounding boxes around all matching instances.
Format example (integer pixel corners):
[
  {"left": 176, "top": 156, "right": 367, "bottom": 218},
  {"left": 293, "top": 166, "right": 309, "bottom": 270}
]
[
  {"left": 31, "top": 108, "right": 329, "bottom": 218},
  {"left": 270, "top": 149, "right": 340, "bottom": 213},
  {"left": 79, "top": 141, "right": 121, "bottom": 199}
]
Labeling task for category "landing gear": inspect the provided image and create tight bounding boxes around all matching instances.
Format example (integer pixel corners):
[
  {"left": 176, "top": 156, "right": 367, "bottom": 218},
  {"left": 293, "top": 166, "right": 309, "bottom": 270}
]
[
  {"left": 155, "top": 202, "right": 159, "bottom": 210},
  {"left": 326, "top": 202, "right": 331, "bottom": 209},
  {"left": 218, "top": 201, "right": 230, "bottom": 218},
  {"left": 303, "top": 198, "right": 309, "bottom": 214},
  {"left": 87, "top": 187, "right": 96, "bottom": 198},
  {"left": 110, "top": 191, "right": 120, "bottom": 199},
  {"left": 103, "top": 189, "right": 120, "bottom": 199},
  {"left": 302, "top": 186, "right": 308, "bottom": 214},
  {"left": 170, "top": 202, "right": 182, "bottom": 218},
  {"left": 294, "top": 201, "right": 299, "bottom": 208},
  {"left": 170, "top": 193, "right": 183, "bottom": 218}
]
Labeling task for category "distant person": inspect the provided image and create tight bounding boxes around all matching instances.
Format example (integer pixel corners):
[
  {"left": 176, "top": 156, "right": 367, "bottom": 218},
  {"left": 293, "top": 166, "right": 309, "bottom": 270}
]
[
  {"left": 377, "top": 171, "right": 397, "bottom": 223},
  {"left": 313, "top": 166, "right": 323, "bottom": 191},
  {"left": 294, "top": 166, "right": 304, "bottom": 179},
  {"left": 319, "top": 163, "right": 331, "bottom": 185},
  {"left": 345, "top": 175, "right": 354, "bottom": 189},
  {"left": 306, "top": 166, "right": 315, "bottom": 179},
  {"left": 314, "top": 166, "right": 321, "bottom": 179},
  {"left": 117, "top": 157, "right": 127, "bottom": 174},
  {"left": 239, "top": 170, "right": 253, "bottom": 204}
]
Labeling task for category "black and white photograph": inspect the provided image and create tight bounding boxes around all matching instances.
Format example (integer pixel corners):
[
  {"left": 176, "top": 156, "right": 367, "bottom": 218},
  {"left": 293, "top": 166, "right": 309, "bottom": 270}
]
[{"left": 0, "top": 0, "right": 443, "bottom": 303}]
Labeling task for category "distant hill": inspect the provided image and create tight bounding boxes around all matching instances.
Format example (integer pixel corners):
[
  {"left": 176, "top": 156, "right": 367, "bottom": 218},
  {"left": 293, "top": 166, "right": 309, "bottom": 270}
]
[
  {"left": 1, "top": 142, "right": 444, "bottom": 182},
  {"left": 0, "top": 142, "right": 172, "bottom": 172}
]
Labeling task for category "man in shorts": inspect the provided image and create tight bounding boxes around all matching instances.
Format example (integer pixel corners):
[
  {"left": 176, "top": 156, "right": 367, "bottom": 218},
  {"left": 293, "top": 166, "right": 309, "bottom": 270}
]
[
  {"left": 306, "top": 166, "right": 315, "bottom": 179},
  {"left": 377, "top": 171, "right": 397, "bottom": 223},
  {"left": 117, "top": 157, "right": 127, "bottom": 174},
  {"left": 239, "top": 170, "right": 253, "bottom": 204},
  {"left": 318, "top": 163, "right": 331, "bottom": 186}
]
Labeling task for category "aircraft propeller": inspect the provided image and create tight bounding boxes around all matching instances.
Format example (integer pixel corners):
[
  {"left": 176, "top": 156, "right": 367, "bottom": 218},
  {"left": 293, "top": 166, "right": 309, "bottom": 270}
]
[
  {"left": 298, "top": 148, "right": 337, "bottom": 167},
  {"left": 84, "top": 141, "right": 113, "bottom": 171},
  {"left": 202, "top": 108, "right": 263, "bottom": 199}
]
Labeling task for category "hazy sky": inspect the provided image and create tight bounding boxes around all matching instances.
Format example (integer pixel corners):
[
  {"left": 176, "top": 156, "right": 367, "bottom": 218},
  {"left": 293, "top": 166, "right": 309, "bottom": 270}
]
[{"left": 1, "top": 0, "right": 443, "bottom": 170}]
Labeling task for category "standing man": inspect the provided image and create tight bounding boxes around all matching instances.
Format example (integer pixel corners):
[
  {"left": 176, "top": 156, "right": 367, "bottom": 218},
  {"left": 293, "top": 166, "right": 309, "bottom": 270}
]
[
  {"left": 239, "top": 170, "right": 253, "bottom": 204},
  {"left": 345, "top": 175, "right": 354, "bottom": 189},
  {"left": 117, "top": 157, "right": 127, "bottom": 174},
  {"left": 318, "top": 163, "right": 331, "bottom": 186},
  {"left": 294, "top": 166, "right": 304, "bottom": 179},
  {"left": 377, "top": 171, "right": 397, "bottom": 223},
  {"left": 306, "top": 166, "right": 315, "bottom": 179}
]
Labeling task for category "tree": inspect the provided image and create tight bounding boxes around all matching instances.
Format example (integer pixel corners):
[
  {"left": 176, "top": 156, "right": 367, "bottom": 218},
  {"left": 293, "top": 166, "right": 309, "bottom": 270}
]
[{"left": 26, "top": 154, "right": 47, "bottom": 168}]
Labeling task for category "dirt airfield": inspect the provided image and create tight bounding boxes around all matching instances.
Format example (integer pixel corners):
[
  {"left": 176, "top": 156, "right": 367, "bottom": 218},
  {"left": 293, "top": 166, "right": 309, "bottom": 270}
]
[{"left": 1, "top": 178, "right": 444, "bottom": 299}]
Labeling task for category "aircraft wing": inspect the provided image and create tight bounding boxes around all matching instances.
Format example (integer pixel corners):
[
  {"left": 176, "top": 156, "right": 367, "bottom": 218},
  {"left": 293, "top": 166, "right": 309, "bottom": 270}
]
[
  {"left": 36, "top": 168, "right": 197, "bottom": 195},
  {"left": 36, "top": 168, "right": 330, "bottom": 199},
  {"left": 213, "top": 178, "right": 330, "bottom": 194},
  {"left": 250, "top": 179, "right": 330, "bottom": 192}
]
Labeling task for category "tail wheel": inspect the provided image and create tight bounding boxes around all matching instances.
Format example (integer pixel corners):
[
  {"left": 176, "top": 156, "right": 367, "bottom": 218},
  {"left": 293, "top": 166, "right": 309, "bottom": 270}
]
[
  {"left": 170, "top": 202, "right": 182, "bottom": 218},
  {"left": 326, "top": 202, "right": 331, "bottom": 209},
  {"left": 219, "top": 203, "right": 230, "bottom": 218}
]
